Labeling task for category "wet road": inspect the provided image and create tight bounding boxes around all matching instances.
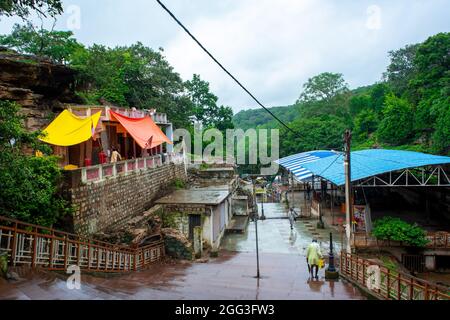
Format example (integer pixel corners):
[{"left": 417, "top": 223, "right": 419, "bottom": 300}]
[
  {"left": 0, "top": 203, "right": 366, "bottom": 300},
  {"left": 222, "top": 203, "right": 342, "bottom": 255}
]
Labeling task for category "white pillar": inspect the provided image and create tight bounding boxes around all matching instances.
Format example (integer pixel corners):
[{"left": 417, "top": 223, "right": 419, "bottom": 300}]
[{"left": 166, "top": 124, "right": 174, "bottom": 153}]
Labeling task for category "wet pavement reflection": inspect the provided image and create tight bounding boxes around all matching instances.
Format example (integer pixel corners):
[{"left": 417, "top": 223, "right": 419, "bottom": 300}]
[{"left": 0, "top": 203, "right": 366, "bottom": 300}]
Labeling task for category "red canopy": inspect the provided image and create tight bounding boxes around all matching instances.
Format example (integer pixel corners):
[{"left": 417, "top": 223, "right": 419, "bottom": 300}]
[{"left": 110, "top": 110, "right": 172, "bottom": 149}]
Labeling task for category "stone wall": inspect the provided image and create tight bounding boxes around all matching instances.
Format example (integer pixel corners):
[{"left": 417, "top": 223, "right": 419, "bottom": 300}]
[
  {"left": 160, "top": 204, "right": 207, "bottom": 240},
  {"left": 67, "top": 163, "right": 186, "bottom": 236}
]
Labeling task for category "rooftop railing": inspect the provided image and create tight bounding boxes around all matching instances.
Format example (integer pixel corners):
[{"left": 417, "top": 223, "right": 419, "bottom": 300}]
[
  {"left": 67, "top": 105, "right": 170, "bottom": 124},
  {"left": 66, "top": 153, "right": 185, "bottom": 185}
]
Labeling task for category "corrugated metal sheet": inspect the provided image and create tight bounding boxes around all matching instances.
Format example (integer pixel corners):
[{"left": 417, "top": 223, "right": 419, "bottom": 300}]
[
  {"left": 275, "top": 150, "right": 338, "bottom": 181},
  {"left": 300, "top": 149, "right": 450, "bottom": 186}
]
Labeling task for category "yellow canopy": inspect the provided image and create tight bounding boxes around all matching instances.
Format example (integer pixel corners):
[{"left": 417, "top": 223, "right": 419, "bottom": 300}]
[{"left": 40, "top": 110, "right": 102, "bottom": 147}]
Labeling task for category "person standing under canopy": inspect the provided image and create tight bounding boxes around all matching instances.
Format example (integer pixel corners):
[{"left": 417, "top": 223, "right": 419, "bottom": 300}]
[
  {"left": 111, "top": 147, "right": 122, "bottom": 163},
  {"left": 306, "top": 239, "right": 323, "bottom": 280}
]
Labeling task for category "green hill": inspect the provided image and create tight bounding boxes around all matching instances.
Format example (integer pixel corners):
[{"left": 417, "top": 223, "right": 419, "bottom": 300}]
[
  {"left": 233, "top": 104, "right": 300, "bottom": 130},
  {"left": 232, "top": 85, "right": 375, "bottom": 130}
]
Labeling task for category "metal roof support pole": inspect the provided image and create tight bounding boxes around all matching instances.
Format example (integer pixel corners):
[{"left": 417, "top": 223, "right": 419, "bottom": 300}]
[
  {"left": 290, "top": 171, "right": 295, "bottom": 214},
  {"left": 331, "top": 185, "right": 335, "bottom": 226},
  {"left": 344, "top": 130, "right": 353, "bottom": 254}
]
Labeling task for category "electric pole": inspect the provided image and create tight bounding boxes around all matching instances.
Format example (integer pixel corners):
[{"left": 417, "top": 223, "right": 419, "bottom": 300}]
[
  {"left": 252, "top": 178, "right": 261, "bottom": 279},
  {"left": 290, "top": 171, "right": 295, "bottom": 215},
  {"left": 260, "top": 185, "right": 266, "bottom": 220},
  {"left": 344, "top": 130, "right": 353, "bottom": 254}
]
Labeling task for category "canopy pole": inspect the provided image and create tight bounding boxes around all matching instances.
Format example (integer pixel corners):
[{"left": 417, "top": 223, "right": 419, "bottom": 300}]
[
  {"left": 344, "top": 130, "right": 353, "bottom": 254},
  {"left": 331, "top": 184, "right": 335, "bottom": 226}
]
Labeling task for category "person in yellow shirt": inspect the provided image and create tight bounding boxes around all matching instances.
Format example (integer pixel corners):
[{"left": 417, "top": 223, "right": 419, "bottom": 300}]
[
  {"left": 110, "top": 147, "right": 122, "bottom": 163},
  {"left": 306, "top": 239, "right": 323, "bottom": 280}
]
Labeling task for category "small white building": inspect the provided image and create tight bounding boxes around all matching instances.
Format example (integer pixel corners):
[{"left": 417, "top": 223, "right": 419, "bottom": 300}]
[{"left": 156, "top": 189, "right": 232, "bottom": 251}]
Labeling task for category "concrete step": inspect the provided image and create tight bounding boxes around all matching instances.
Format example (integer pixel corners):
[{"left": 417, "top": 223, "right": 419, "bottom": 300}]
[{"left": 226, "top": 216, "right": 249, "bottom": 234}]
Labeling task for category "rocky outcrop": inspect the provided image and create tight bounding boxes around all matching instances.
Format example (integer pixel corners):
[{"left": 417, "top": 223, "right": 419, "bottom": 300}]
[
  {"left": 162, "top": 228, "right": 193, "bottom": 261},
  {"left": 92, "top": 205, "right": 164, "bottom": 247},
  {"left": 0, "top": 47, "right": 81, "bottom": 132}
]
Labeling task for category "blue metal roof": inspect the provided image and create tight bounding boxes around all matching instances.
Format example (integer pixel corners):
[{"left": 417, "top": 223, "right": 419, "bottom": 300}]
[
  {"left": 275, "top": 150, "right": 338, "bottom": 181},
  {"left": 299, "top": 149, "right": 450, "bottom": 186}
]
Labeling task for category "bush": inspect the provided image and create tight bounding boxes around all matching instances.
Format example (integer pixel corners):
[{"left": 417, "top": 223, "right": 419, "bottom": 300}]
[
  {"left": 372, "top": 217, "right": 429, "bottom": 247},
  {"left": 172, "top": 178, "right": 186, "bottom": 190},
  {"left": 0, "top": 100, "right": 72, "bottom": 227}
]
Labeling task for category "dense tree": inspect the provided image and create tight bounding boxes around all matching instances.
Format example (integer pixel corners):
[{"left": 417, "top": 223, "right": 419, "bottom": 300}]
[
  {"left": 185, "top": 74, "right": 219, "bottom": 126},
  {"left": 214, "top": 105, "right": 235, "bottom": 131},
  {"left": 369, "top": 83, "right": 391, "bottom": 114},
  {"left": 0, "top": 23, "right": 84, "bottom": 63},
  {"left": 409, "top": 32, "right": 449, "bottom": 102},
  {"left": 71, "top": 43, "right": 194, "bottom": 128},
  {"left": 353, "top": 108, "right": 379, "bottom": 142},
  {"left": 0, "top": 101, "right": 71, "bottom": 227},
  {"left": 185, "top": 74, "right": 234, "bottom": 130},
  {"left": 0, "top": 24, "right": 233, "bottom": 131},
  {"left": 297, "top": 72, "right": 349, "bottom": 103},
  {"left": 71, "top": 44, "right": 130, "bottom": 105},
  {"left": 383, "top": 44, "right": 419, "bottom": 97},
  {"left": 377, "top": 94, "right": 414, "bottom": 145},
  {"left": 349, "top": 94, "right": 371, "bottom": 116},
  {"left": 280, "top": 115, "right": 347, "bottom": 157},
  {"left": 409, "top": 33, "right": 450, "bottom": 153},
  {"left": 233, "top": 105, "right": 300, "bottom": 131},
  {"left": 0, "top": 0, "right": 63, "bottom": 19},
  {"left": 431, "top": 96, "right": 450, "bottom": 154},
  {"left": 236, "top": 33, "right": 448, "bottom": 162}
]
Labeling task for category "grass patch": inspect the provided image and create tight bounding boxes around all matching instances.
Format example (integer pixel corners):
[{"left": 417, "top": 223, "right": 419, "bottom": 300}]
[{"left": 172, "top": 178, "right": 186, "bottom": 190}]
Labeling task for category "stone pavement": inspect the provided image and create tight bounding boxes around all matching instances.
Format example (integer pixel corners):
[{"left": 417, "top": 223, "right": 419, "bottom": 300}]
[
  {"left": 0, "top": 251, "right": 365, "bottom": 300},
  {"left": 221, "top": 203, "right": 343, "bottom": 255}
]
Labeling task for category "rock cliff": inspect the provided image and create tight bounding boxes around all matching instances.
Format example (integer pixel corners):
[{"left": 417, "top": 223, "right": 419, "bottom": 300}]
[{"left": 0, "top": 47, "right": 81, "bottom": 131}]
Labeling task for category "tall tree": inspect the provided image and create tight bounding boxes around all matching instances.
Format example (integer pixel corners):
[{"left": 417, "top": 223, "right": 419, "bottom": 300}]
[
  {"left": 0, "top": 23, "right": 84, "bottom": 63},
  {"left": 383, "top": 44, "right": 419, "bottom": 97},
  {"left": 297, "top": 72, "right": 349, "bottom": 103},
  {"left": 409, "top": 32, "right": 450, "bottom": 152},
  {"left": 71, "top": 43, "right": 192, "bottom": 128},
  {"left": 185, "top": 74, "right": 234, "bottom": 130},
  {"left": 0, "top": 0, "right": 63, "bottom": 19}
]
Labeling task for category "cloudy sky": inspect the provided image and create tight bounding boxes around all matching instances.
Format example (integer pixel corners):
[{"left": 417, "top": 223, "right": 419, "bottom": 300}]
[{"left": 1, "top": 0, "right": 449, "bottom": 113}]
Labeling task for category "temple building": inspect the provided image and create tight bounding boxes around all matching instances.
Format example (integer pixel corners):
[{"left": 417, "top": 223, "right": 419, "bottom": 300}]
[{"left": 40, "top": 105, "right": 174, "bottom": 168}]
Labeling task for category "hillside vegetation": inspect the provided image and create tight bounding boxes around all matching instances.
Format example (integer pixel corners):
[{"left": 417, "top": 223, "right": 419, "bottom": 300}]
[
  {"left": 234, "top": 33, "right": 450, "bottom": 158},
  {"left": 0, "top": 23, "right": 234, "bottom": 131}
]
